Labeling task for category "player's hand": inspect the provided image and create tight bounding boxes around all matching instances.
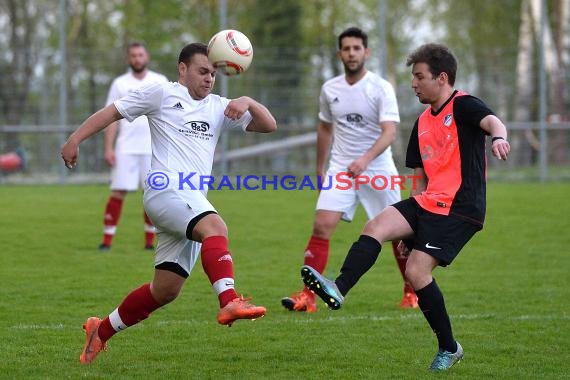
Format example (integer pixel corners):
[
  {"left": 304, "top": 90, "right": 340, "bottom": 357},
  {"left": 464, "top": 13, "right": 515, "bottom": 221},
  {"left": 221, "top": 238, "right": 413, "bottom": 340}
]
[
  {"left": 347, "top": 156, "right": 370, "bottom": 177},
  {"left": 492, "top": 138, "right": 510, "bottom": 161},
  {"left": 225, "top": 96, "right": 250, "bottom": 120},
  {"left": 104, "top": 150, "right": 116, "bottom": 167},
  {"left": 61, "top": 140, "right": 79, "bottom": 169}
]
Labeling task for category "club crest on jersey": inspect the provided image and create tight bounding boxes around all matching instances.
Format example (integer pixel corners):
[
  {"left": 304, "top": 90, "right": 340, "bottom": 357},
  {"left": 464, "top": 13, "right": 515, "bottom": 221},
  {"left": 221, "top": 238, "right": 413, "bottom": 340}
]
[{"left": 443, "top": 113, "right": 453, "bottom": 127}]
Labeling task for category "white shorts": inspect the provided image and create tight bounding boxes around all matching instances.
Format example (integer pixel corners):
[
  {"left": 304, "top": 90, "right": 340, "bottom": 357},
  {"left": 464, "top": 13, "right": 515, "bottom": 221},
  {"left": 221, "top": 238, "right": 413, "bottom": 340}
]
[
  {"left": 110, "top": 153, "right": 151, "bottom": 191},
  {"left": 316, "top": 165, "right": 402, "bottom": 222},
  {"left": 143, "top": 176, "right": 217, "bottom": 276}
]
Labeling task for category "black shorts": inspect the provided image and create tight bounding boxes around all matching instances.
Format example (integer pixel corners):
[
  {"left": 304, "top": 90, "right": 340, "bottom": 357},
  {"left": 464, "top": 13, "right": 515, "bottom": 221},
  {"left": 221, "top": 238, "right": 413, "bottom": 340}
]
[{"left": 392, "top": 198, "right": 482, "bottom": 266}]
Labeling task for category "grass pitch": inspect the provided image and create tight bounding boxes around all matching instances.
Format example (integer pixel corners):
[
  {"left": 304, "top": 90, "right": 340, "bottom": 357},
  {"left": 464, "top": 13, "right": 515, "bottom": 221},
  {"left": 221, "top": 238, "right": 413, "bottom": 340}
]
[{"left": 0, "top": 183, "right": 568, "bottom": 379}]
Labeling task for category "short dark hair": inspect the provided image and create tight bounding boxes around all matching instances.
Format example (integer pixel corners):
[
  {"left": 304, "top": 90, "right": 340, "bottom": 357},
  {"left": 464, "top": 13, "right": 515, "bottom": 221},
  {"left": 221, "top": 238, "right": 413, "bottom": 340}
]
[
  {"left": 406, "top": 43, "right": 457, "bottom": 86},
  {"left": 338, "top": 27, "right": 368, "bottom": 49},
  {"left": 178, "top": 43, "right": 208, "bottom": 65},
  {"left": 127, "top": 41, "right": 147, "bottom": 52}
]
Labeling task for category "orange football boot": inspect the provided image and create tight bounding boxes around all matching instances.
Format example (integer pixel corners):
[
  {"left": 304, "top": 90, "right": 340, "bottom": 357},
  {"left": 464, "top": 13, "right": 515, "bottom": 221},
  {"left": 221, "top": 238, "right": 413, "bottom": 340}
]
[
  {"left": 281, "top": 290, "right": 317, "bottom": 313},
  {"left": 217, "top": 296, "right": 266, "bottom": 327},
  {"left": 80, "top": 317, "right": 107, "bottom": 364}
]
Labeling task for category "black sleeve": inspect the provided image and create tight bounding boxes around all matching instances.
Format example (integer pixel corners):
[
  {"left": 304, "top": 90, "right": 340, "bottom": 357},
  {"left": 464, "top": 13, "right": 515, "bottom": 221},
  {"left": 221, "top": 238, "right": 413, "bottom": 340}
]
[
  {"left": 405, "top": 119, "right": 422, "bottom": 169},
  {"left": 454, "top": 95, "right": 495, "bottom": 135}
]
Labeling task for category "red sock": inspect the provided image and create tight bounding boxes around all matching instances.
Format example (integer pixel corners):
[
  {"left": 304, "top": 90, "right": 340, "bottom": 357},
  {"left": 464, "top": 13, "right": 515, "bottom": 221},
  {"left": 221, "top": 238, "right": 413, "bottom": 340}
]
[
  {"left": 303, "top": 235, "right": 329, "bottom": 293},
  {"left": 143, "top": 211, "right": 155, "bottom": 246},
  {"left": 201, "top": 236, "right": 238, "bottom": 307},
  {"left": 97, "top": 283, "right": 160, "bottom": 342},
  {"left": 102, "top": 197, "right": 123, "bottom": 245},
  {"left": 392, "top": 240, "right": 414, "bottom": 293},
  {"left": 303, "top": 235, "right": 329, "bottom": 273}
]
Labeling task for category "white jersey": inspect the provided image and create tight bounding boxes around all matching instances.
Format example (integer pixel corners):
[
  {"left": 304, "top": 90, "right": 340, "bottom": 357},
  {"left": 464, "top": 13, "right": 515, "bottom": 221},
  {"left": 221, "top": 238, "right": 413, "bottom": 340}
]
[
  {"left": 319, "top": 71, "right": 400, "bottom": 171},
  {"left": 106, "top": 70, "right": 169, "bottom": 154},
  {"left": 114, "top": 81, "right": 252, "bottom": 180}
]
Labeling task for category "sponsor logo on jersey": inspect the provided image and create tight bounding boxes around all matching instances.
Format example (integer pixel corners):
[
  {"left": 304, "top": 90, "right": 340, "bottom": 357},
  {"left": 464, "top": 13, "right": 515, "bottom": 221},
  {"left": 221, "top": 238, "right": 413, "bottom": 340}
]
[
  {"left": 172, "top": 102, "right": 184, "bottom": 110},
  {"left": 183, "top": 120, "right": 210, "bottom": 132},
  {"left": 346, "top": 113, "right": 363, "bottom": 123},
  {"left": 421, "top": 145, "right": 434, "bottom": 161}
]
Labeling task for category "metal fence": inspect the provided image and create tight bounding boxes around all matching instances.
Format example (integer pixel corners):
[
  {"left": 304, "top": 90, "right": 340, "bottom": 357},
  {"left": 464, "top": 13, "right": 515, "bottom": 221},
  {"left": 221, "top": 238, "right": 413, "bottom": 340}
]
[{"left": 1, "top": 121, "right": 568, "bottom": 185}]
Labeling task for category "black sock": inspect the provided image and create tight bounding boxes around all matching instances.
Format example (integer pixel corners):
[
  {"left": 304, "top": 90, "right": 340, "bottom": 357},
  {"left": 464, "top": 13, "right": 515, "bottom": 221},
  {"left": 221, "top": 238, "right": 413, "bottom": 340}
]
[
  {"left": 415, "top": 279, "right": 457, "bottom": 353},
  {"left": 335, "top": 235, "right": 382, "bottom": 296}
]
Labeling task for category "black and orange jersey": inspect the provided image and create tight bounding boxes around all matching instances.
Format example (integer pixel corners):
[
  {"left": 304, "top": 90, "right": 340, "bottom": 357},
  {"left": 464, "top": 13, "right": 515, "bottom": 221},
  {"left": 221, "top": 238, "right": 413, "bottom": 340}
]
[{"left": 405, "top": 90, "right": 493, "bottom": 226}]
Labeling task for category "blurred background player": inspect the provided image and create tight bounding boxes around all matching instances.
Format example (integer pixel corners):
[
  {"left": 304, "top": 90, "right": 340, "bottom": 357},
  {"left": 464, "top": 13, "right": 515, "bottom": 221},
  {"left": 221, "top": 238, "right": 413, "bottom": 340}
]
[
  {"left": 61, "top": 42, "right": 277, "bottom": 364},
  {"left": 281, "top": 27, "right": 417, "bottom": 313},
  {"left": 99, "top": 41, "right": 168, "bottom": 251}
]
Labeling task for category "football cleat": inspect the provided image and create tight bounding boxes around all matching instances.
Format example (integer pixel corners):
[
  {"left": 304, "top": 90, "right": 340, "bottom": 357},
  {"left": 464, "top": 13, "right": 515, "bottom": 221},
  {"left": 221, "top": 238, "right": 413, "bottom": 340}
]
[
  {"left": 217, "top": 296, "right": 266, "bottom": 327},
  {"left": 80, "top": 317, "right": 107, "bottom": 364},
  {"left": 300, "top": 265, "right": 343, "bottom": 310},
  {"left": 98, "top": 243, "right": 111, "bottom": 251},
  {"left": 399, "top": 291, "right": 419, "bottom": 309},
  {"left": 429, "top": 341, "right": 464, "bottom": 371},
  {"left": 281, "top": 290, "right": 317, "bottom": 313}
]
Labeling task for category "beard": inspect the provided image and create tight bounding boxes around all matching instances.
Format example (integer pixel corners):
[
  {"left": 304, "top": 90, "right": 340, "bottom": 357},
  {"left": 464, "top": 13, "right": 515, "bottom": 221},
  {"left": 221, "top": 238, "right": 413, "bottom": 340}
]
[
  {"left": 130, "top": 63, "right": 147, "bottom": 73},
  {"left": 343, "top": 61, "right": 365, "bottom": 75}
]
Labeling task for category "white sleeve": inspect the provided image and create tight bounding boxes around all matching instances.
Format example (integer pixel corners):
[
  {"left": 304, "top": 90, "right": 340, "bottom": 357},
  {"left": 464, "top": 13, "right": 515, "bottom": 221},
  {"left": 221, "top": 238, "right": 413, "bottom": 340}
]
[
  {"left": 318, "top": 87, "right": 332, "bottom": 123},
  {"left": 220, "top": 97, "right": 254, "bottom": 132},
  {"left": 225, "top": 112, "right": 253, "bottom": 132},
  {"left": 114, "top": 82, "right": 163, "bottom": 122},
  {"left": 378, "top": 82, "right": 400, "bottom": 123},
  {"left": 105, "top": 79, "right": 121, "bottom": 107}
]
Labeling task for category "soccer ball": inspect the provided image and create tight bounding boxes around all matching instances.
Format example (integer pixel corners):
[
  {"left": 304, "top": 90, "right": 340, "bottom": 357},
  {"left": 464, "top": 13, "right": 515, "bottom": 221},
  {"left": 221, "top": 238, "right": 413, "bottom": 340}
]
[{"left": 207, "top": 29, "right": 253, "bottom": 76}]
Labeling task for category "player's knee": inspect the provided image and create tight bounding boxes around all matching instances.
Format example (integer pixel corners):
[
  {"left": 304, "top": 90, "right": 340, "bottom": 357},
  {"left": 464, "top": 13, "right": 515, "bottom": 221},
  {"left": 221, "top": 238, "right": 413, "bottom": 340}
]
[
  {"left": 361, "top": 220, "right": 385, "bottom": 242},
  {"left": 312, "top": 222, "right": 332, "bottom": 239},
  {"left": 404, "top": 263, "right": 431, "bottom": 289},
  {"left": 189, "top": 213, "right": 228, "bottom": 241},
  {"left": 404, "top": 265, "right": 417, "bottom": 284}
]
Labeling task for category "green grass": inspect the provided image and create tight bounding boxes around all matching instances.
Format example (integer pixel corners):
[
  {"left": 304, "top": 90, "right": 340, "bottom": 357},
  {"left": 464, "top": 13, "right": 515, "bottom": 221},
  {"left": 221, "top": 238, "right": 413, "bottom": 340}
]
[{"left": 0, "top": 183, "right": 568, "bottom": 379}]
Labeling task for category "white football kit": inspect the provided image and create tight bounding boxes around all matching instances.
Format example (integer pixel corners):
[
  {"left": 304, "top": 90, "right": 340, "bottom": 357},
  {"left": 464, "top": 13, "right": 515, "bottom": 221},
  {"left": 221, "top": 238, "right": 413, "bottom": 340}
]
[
  {"left": 106, "top": 70, "right": 168, "bottom": 191},
  {"left": 114, "top": 82, "right": 252, "bottom": 276},
  {"left": 316, "top": 71, "right": 401, "bottom": 221}
]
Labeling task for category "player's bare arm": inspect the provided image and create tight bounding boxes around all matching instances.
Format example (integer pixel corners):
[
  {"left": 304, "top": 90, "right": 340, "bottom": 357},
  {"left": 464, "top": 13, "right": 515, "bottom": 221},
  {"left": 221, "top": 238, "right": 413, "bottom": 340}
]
[
  {"left": 228, "top": 96, "right": 277, "bottom": 133},
  {"left": 61, "top": 104, "right": 124, "bottom": 169},
  {"left": 479, "top": 114, "right": 510, "bottom": 161},
  {"left": 316, "top": 121, "right": 333, "bottom": 179},
  {"left": 347, "top": 120, "right": 396, "bottom": 176},
  {"left": 103, "top": 121, "right": 119, "bottom": 166},
  {"left": 410, "top": 167, "right": 427, "bottom": 197}
]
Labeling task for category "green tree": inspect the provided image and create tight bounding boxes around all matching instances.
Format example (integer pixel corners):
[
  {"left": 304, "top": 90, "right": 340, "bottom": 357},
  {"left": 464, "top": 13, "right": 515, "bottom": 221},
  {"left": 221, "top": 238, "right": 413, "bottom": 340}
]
[
  {"left": 245, "top": 0, "right": 303, "bottom": 124},
  {"left": 0, "top": 0, "right": 54, "bottom": 149},
  {"left": 423, "top": 0, "right": 522, "bottom": 117}
]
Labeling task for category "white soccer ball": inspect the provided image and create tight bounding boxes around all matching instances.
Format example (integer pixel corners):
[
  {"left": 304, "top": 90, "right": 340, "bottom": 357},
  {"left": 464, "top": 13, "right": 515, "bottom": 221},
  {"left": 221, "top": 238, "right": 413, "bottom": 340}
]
[{"left": 207, "top": 29, "right": 253, "bottom": 76}]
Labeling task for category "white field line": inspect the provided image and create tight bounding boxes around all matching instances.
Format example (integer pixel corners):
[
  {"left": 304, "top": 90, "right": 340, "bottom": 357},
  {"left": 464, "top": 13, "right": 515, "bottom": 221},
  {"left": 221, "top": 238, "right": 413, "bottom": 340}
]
[{"left": 10, "top": 313, "right": 569, "bottom": 330}]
